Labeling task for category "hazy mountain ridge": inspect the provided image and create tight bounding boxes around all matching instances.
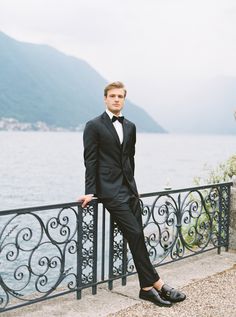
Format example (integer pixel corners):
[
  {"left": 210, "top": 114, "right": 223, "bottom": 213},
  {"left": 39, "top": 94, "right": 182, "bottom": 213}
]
[
  {"left": 178, "top": 77, "right": 236, "bottom": 134},
  {"left": 0, "top": 31, "right": 165, "bottom": 133},
  {"left": 153, "top": 76, "right": 236, "bottom": 134}
]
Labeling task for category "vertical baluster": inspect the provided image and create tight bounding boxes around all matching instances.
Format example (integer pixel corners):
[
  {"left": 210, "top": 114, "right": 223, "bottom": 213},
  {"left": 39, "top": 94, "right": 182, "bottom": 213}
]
[
  {"left": 225, "top": 184, "right": 231, "bottom": 252},
  {"left": 101, "top": 205, "right": 106, "bottom": 281},
  {"left": 218, "top": 186, "right": 223, "bottom": 254},
  {"left": 108, "top": 218, "right": 114, "bottom": 290},
  {"left": 76, "top": 204, "right": 83, "bottom": 299},
  {"left": 92, "top": 200, "right": 98, "bottom": 295}
]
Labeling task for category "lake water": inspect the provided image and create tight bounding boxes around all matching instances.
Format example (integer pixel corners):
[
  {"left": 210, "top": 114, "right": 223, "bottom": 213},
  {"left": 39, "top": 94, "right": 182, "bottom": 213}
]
[
  {"left": 0, "top": 131, "right": 235, "bottom": 210},
  {"left": 0, "top": 131, "right": 235, "bottom": 299}
]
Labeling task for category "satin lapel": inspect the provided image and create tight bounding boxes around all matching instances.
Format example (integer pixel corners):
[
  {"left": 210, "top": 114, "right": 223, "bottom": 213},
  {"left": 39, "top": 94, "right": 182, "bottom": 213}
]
[
  {"left": 122, "top": 119, "right": 130, "bottom": 153},
  {"left": 102, "top": 112, "right": 121, "bottom": 147}
]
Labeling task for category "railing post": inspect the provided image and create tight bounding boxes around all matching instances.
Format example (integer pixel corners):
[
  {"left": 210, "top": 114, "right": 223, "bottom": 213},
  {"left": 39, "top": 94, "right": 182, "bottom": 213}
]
[
  {"left": 225, "top": 184, "right": 231, "bottom": 252},
  {"left": 218, "top": 186, "right": 223, "bottom": 254},
  {"left": 76, "top": 204, "right": 83, "bottom": 299},
  {"left": 108, "top": 218, "right": 114, "bottom": 290},
  {"left": 229, "top": 176, "right": 236, "bottom": 250},
  {"left": 92, "top": 201, "right": 98, "bottom": 295},
  {"left": 101, "top": 205, "right": 106, "bottom": 281}
]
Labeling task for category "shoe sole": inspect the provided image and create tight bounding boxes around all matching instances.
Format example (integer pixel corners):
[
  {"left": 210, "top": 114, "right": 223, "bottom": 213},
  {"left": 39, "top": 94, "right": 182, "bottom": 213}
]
[
  {"left": 139, "top": 296, "right": 172, "bottom": 307},
  {"left": 168, "top": 295, "right": 187, "bottom": 303}
]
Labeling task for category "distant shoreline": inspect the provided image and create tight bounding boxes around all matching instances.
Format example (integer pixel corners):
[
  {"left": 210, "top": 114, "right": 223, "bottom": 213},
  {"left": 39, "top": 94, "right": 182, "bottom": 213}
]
[{"left": 0, "top": 117, "right": 84, "bottom": 132}]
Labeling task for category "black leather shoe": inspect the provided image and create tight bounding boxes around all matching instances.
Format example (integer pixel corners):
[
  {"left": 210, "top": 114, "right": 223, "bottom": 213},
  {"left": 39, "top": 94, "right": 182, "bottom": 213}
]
[
  {"left": 159, "top": 284, "right": 186, "bottom": 303},
  {"left": 139, "top": 288, "right": 172, "bottom": 307}
]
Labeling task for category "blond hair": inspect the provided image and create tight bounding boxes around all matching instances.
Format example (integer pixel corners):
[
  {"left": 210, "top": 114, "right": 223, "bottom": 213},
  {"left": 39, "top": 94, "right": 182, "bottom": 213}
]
[{"left": 104, "top": 81, "right": 127, "bottom": 97}]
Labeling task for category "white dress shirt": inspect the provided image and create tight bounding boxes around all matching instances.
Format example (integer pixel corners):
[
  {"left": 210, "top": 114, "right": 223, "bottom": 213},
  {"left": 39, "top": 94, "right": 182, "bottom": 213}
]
[{"left": 106, "top": 109, "right": 124, "bottom": 144}]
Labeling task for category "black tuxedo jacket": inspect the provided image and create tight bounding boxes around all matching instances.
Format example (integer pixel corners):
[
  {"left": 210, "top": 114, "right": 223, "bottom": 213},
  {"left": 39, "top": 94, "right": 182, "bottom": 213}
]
[{"left": 83, "top": 111, "right": 138, "bottom": 199}]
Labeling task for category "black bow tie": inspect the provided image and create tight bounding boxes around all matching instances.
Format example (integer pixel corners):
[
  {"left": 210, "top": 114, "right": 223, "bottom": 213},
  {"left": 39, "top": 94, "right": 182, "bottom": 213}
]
[{"left": 112, "top": 116, "right": 124, "bottom": 124}]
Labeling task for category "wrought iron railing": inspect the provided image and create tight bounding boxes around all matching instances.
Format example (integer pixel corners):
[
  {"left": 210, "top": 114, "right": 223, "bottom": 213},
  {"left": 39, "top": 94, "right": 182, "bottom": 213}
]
[{"left": 0, "top": 182, "right": 232, "bottom": 312}]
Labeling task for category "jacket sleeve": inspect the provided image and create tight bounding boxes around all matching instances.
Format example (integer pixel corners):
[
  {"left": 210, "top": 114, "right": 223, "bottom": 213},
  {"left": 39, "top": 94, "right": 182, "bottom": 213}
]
[
  {"left": 83, "top": 121, "right": 98, "bottom": 195},
  {"left": 129, "top": 124, "right": 136, "bottom": 176}
]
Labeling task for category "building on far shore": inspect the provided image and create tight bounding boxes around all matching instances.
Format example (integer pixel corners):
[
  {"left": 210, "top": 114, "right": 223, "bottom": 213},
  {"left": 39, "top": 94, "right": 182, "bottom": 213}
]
[{"left": 0, "top": 117, "right": 84, "bottom": 132}]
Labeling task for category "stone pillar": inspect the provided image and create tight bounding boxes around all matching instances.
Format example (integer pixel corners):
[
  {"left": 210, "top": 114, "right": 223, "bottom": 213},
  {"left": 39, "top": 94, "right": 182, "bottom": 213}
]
[{"left": 229, "top": 176, "right": 236, "bottom": 250}]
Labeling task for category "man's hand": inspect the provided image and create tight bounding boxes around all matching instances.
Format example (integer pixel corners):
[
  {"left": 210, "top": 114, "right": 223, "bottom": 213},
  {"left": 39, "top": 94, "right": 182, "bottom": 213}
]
[{"left": 77, "top": 194, "right": 94, "bottom": 208}]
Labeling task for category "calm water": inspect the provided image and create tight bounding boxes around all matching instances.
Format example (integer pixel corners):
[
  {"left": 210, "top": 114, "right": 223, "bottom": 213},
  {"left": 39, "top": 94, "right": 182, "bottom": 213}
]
[
  {"left": 0, "top": 131, "right": 235, "bottom": 296},
  {"left": 0, "top": 131, "right": 235, "bottom": 210}
]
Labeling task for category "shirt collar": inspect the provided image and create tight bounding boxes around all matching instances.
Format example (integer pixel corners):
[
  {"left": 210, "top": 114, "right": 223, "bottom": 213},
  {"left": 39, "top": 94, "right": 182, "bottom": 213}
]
[{"left": 106, "top": 109, "right": 123, "bottom": 120}]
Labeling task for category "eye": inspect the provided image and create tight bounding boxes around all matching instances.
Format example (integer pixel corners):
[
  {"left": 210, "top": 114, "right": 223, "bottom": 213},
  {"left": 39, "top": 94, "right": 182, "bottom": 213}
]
[
  {"left": 118, "top": 95, "right": 124, "bottom": 99},
  {"left": 109, "top": 94, "right": 116, "bottom": 98}
]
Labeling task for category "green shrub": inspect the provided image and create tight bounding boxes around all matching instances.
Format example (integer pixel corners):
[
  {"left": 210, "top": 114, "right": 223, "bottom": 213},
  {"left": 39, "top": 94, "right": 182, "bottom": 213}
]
[{"left": 194, "top": 155, "right": 236, "bottom": 185}]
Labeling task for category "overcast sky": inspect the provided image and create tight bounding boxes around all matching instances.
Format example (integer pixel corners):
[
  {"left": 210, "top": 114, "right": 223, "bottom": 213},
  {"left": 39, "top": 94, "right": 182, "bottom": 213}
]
[{"left": 0, "top": 0, "right": 236, "bottom": 125}]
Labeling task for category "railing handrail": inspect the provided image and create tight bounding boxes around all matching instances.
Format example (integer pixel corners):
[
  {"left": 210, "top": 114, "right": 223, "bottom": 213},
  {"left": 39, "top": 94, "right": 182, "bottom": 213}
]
[
  {"left": 0, "top": 201, "right": 81, "bottom": 215},
  {"left": 140, "top": 181, "right": 233, "bottom": 197},
  {"left": 0, "top": 181, "right": 233, "bottom": 215}
]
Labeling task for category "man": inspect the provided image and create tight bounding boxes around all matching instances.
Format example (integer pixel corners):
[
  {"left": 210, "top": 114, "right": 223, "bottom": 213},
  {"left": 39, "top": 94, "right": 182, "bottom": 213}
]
[{"left": 79, "top": 81, "right": 186, "bottom": 307}]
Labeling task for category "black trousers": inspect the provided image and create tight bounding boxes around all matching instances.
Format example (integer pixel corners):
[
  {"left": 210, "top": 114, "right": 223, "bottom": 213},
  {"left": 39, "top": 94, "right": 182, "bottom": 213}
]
[{"left": 102, "top": 184, "right": 160, "bottom": 288}]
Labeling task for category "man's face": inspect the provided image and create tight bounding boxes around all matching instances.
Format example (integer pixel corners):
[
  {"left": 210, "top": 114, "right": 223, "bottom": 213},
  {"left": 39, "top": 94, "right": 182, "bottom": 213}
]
[{"left": 104, "top": 88, "right": 125, "bottom": 115}]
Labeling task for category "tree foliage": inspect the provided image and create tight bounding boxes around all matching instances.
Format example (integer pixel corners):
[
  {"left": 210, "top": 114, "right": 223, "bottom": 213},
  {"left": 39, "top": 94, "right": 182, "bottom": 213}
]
[{"left": 194, "top": 155, "right": 236, "bottom": 185}]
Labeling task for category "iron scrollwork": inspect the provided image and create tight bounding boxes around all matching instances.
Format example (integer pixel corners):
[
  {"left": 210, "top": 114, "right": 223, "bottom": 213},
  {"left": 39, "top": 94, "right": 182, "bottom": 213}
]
[
  {"left": 0, "top": 206, "right": 78, "bottom": 310},
  {"left": 111, "top": 184, "right": 231, "bottom": 276}
]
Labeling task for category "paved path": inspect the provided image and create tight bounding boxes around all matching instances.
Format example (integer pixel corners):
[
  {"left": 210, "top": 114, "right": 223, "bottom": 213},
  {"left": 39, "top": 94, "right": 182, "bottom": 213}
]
[
  {"left": 108, "top": 264, "right": 236, "bottom": 317},
  {"left": 2, "top": 250, "right": 236, "bottom": 317}
]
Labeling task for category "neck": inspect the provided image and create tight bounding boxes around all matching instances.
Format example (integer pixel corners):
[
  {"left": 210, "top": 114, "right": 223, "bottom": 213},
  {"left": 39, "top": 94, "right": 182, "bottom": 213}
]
[
  {"left": 106, "top": 108, "right": 121, "bottom": 116},
  {"left": 113, "top": 112, "right": 120, "bottom": 116}
]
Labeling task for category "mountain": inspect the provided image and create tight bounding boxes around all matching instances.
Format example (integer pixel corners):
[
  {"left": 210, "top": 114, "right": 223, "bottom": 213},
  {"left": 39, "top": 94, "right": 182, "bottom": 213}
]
[{"left": 0, "top": 31, "right": 165, "bottom": 133}]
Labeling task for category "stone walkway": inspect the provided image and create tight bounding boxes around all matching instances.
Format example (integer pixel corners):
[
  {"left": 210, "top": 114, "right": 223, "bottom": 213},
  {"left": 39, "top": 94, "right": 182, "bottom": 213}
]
[
  {"left": 108, "top": 265, "right": 236, "bottom": 317},
  {"left": 1, "top": 250, "right": 236, "bottom": 317}
]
